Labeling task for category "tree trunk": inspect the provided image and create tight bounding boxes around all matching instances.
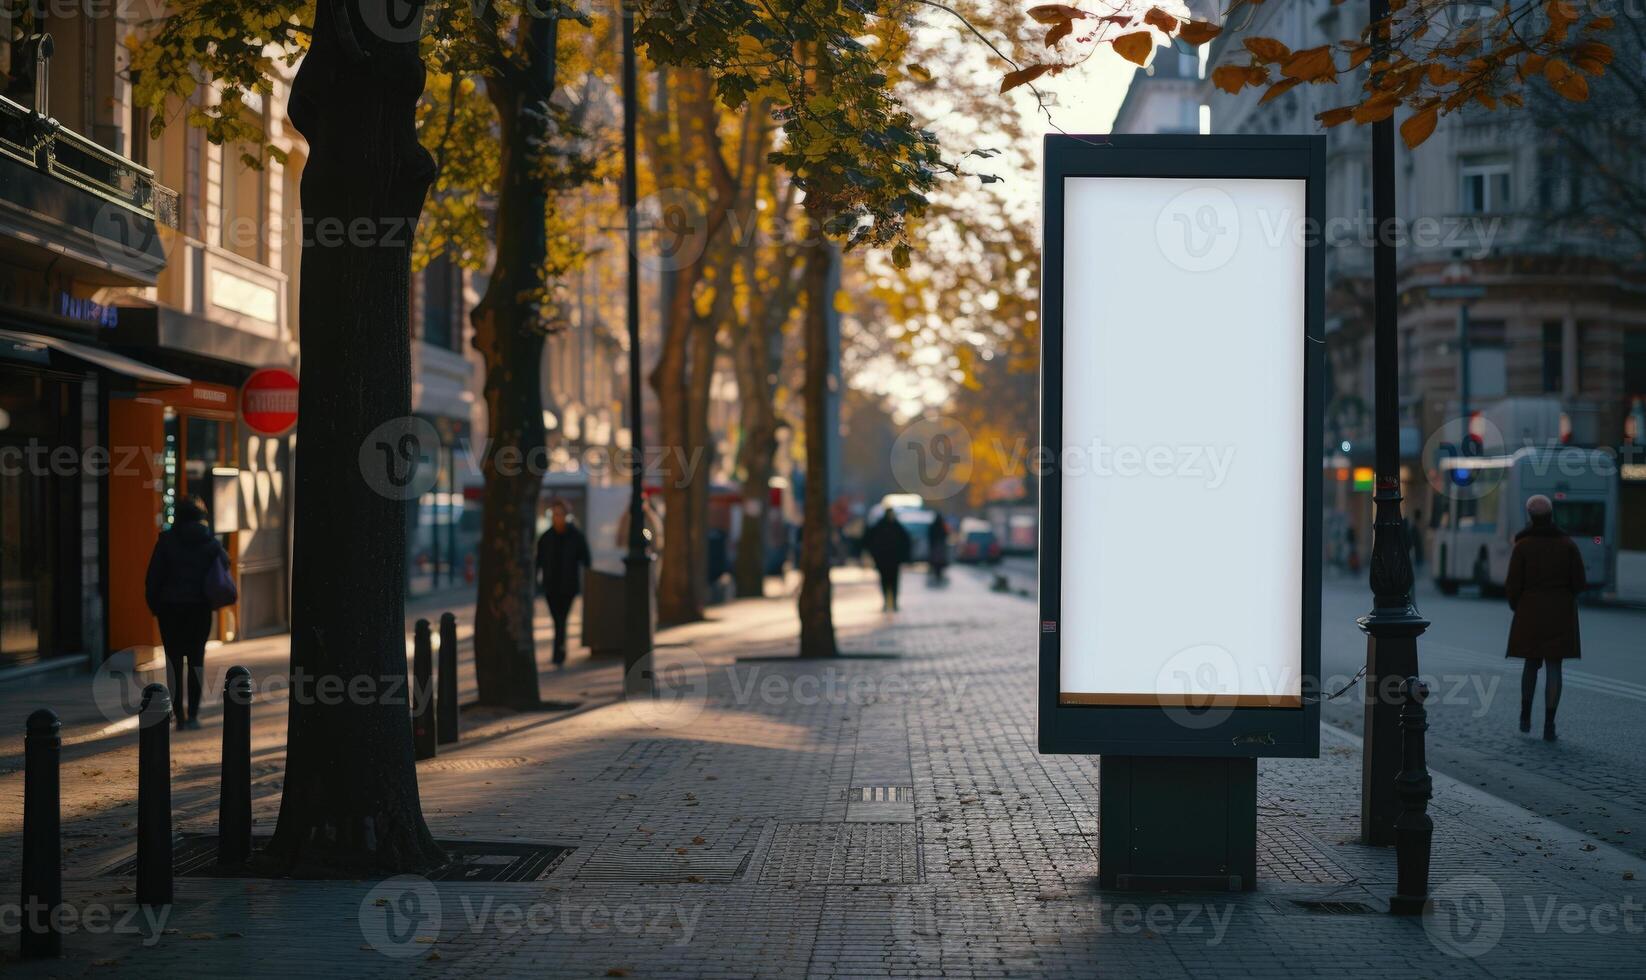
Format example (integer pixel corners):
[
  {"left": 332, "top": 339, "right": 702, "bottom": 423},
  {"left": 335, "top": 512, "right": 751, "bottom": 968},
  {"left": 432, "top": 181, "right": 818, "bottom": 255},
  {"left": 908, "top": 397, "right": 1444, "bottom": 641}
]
[
  {"left": 266, "top": 0, "right": 444, "bottom": 874},
  {"left": 646, "top": 70, "right": 727, "bottom": 627},
  {"left": 648, "top": 275, "right": 702, "bottom": 626},
  {"left": 797, "top": 215, "right": 837, "bottom": 658},
  {"left": 732, "top": 339, "right": 776, "bottom": 598},
  {"left": 686, "top": 315, "right": 716, "bottom": 601},
  {"left": 469, "top": 17, "right": 557, "bottom": 708}
]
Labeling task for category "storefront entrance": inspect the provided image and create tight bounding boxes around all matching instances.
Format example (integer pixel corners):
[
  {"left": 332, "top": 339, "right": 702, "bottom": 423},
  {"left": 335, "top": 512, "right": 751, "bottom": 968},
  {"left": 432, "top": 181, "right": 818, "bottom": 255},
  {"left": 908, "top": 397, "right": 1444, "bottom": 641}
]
[
  {"left": 0, "top": 366, "right": 75, "bottom": 669},
  {"left": 109, "top": 381, "right": 242, "bottom": 655}
]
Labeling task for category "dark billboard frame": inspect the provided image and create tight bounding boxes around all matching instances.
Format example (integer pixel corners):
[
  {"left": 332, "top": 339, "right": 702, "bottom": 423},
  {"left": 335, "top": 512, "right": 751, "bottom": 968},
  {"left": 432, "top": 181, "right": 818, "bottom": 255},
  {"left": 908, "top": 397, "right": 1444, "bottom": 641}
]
[{"left": 1037, "top": 134, "right": 1325, "bottom": 759}]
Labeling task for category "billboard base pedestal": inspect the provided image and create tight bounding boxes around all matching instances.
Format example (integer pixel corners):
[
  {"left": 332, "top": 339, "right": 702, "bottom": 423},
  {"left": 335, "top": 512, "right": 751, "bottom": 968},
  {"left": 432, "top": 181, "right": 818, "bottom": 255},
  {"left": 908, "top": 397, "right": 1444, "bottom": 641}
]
[{"left": 1098, "top": 755, "right": 1257, "bottom": 892}]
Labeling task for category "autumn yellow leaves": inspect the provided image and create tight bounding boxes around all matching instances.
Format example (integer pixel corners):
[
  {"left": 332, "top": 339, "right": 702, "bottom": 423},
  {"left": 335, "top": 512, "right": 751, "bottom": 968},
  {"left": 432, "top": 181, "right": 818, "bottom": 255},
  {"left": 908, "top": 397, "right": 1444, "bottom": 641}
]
[{"left": 1002, "top": 0, "right": 1619, "bottom": 151}]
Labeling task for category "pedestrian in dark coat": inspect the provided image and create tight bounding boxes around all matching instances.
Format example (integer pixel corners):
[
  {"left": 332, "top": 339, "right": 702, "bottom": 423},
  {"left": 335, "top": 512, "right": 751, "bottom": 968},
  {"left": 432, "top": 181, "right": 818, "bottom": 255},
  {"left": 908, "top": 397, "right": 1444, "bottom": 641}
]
[
  {"left": 927, "top": 513, "right": 950, "bottom": 583},
  {"left": 536, "top": 500, "right": 592, "bottom": 664},
  {"left": 1506, "top": 494, "right": 1587, "bottom": 741},
  {"left": 144, "top": 495, "right": 227, "bottom": 729},
  {"left": 863, "top": 510, "right": 912, "bottom": 611}
]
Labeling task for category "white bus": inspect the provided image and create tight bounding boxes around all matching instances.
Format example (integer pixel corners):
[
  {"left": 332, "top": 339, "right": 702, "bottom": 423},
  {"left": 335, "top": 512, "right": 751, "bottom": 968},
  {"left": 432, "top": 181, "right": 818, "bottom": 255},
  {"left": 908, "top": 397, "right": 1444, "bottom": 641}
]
[{"left": 1432, "top": 447, "right": 1616, "bottom": 596}]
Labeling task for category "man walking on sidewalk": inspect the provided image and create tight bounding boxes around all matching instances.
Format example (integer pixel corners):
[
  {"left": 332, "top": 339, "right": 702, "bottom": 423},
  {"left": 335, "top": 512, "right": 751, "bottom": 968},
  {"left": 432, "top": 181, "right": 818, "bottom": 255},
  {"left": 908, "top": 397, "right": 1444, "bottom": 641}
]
[
  {"left": 536, "top": 500, "right": 591, "bottom": 664},
  {"left": 864, "top": 509, "right": 912, "bottom": 611}
]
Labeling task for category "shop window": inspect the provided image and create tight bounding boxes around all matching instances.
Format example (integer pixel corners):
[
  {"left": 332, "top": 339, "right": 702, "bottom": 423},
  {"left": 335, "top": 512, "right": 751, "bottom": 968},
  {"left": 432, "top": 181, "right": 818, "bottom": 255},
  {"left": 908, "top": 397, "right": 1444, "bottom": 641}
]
[
  {"left": 408, "top": 439, "right": 459, "bottom": 596},
  {"left": 0, "top": 371, "right": 73, "bottom": 667},
  {"left": 161, "top": 410, "right": 179, "bottom": 527}
]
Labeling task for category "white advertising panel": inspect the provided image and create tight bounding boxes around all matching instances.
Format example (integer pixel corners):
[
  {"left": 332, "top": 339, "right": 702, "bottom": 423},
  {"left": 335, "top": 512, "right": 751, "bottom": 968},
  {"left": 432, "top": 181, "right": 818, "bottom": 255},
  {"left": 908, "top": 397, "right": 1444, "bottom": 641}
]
[{"left": 1058, "top": 176, "right": 1306, "bottom": 707}]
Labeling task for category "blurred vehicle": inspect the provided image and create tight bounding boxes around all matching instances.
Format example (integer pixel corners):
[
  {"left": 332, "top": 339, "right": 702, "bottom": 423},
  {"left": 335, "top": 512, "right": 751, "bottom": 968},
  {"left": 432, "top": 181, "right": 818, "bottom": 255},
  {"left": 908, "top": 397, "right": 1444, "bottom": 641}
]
[
  {"left": 956, "top": 517, "right": 1002, "bottom": 564},
  {"left": 985, "top": 503, "right": 1037, "bottom": 555},
  {"left": 409, "top": 477, "right": 482, "bottom": 590},
  {"left": 1432, "top": 446, "right": 1616, "bottom": 596},
  {"left": 957, "top": 529, "right": 1002, "bottom": 564}
]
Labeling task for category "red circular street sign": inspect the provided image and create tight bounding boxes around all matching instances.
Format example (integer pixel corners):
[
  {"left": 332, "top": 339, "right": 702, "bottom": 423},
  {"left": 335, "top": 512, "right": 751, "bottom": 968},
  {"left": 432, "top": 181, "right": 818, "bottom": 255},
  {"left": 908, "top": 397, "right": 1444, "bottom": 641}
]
[{"left": 241, "top": 368, "right": 299, "bottom": 435}]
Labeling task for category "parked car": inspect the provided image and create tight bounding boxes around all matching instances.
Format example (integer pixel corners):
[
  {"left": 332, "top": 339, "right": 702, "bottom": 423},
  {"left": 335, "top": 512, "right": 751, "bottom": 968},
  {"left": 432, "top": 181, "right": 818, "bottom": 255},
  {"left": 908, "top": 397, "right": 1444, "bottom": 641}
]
[{"left": 957, "top": 527, "right": 1002, "bottom": 564}]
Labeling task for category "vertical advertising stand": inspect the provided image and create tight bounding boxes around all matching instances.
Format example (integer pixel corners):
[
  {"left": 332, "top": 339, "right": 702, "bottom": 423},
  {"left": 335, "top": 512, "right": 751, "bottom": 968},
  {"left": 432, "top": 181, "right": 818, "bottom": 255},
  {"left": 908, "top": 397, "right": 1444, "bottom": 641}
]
[{"left": 1038, "top": 135, "right": 1325, "bottom": 891}]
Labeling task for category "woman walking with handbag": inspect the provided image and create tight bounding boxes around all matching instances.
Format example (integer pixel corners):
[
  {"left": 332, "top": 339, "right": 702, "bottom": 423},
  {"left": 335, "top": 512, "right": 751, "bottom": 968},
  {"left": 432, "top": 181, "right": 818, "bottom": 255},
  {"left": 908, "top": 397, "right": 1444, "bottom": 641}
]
[{"left": 144, "top": 494, "right": 237, "bottom": 729}]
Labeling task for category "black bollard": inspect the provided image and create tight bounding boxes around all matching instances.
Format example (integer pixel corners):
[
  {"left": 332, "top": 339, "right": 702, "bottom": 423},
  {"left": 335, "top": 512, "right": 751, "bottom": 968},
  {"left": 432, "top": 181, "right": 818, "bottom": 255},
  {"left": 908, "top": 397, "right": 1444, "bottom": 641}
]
[
  {"left": 437, "top": 612, "right": 459, "bottom": 745},
  {"left": 218, "top": 666, "right": 253, "bottom": 867},
  {"left": 1389, "top": 676, "right": 1433, "bottom": 915},
  {"left": 22, "top": 708, "right": 62, "bottom": 958},
  {"left": 412, "top": 619, "right": 436, "bottom": 760},
  {"left": 137, "top": 684, "right": 173, "bottom": 907}
]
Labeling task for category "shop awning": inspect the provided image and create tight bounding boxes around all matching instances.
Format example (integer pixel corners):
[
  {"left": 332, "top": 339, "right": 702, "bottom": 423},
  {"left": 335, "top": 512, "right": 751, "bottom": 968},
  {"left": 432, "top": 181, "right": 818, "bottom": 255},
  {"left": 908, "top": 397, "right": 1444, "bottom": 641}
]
[{"left": 0, "top": 327, "right": 188, "bottom": 385}]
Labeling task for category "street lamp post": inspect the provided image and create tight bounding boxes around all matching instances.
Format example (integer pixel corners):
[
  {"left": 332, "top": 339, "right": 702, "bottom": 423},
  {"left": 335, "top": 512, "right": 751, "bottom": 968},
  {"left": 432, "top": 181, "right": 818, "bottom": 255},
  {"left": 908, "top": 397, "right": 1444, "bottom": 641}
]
[
  {"left": 620, "top": 5, "right": 654, "bottom": 696},
  {"left": 1357, "top": 0, "right": 1430, "bottom": 848},
  {"left": 1433, "top": 257, "right": 1486, "bottom": 453}
]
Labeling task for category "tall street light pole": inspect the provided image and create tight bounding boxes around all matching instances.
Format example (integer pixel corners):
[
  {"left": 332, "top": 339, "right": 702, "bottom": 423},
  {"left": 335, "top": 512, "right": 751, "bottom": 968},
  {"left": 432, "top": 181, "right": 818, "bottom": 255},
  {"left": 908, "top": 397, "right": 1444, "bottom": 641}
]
[
  {"left": 1434, "top": 256, "right": 1485, "bottom": 453},
  {"left": 1358, "top": 0, "right": 1429, "bottom": 847},
  {"left": 621, "top": 5, "right": 654, "bottom": 695}
]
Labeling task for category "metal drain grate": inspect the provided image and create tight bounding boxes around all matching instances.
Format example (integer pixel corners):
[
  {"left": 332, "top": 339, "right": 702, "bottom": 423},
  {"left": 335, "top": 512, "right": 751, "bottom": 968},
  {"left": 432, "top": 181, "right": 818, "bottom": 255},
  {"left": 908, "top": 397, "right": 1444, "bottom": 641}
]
[
  {"left": 102, "top": 835, "right": 572, "bottom": 882},
  {"left": 574, "top": 848, "right": 750, "bottom": 883},
  {"left": 844, "top": 786, "right": 913, "bottom": 803},
  {"left": 760, "top": 822, "right": 921, "bottom": 885},
  {"left": 1290, "top": 900, "right": 1378, "bottom": 915},
  {"left": 428, "top": 840, "right": 574, "bottom": 882},
  {"left": 421, "top": 756, "right": 537, "bottom": 772},
  {"left": 103, "top": 834, "right": 233, "bottom": 878}
]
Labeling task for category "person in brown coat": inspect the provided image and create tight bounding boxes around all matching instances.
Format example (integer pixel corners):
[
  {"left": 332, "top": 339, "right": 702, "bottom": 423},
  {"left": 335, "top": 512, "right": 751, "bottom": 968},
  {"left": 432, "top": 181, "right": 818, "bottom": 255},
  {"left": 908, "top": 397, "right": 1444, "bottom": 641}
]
[{"left": 1505, "top": 494, "right": 1587, "bottom": 741}]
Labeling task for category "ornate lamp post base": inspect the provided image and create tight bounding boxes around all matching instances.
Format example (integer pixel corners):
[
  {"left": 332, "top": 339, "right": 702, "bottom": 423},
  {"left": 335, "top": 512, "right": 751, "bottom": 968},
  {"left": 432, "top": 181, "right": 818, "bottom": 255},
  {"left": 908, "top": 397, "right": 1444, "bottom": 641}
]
[{"left": 1358, "top": 481, "right": 1430, "bottom": 847}]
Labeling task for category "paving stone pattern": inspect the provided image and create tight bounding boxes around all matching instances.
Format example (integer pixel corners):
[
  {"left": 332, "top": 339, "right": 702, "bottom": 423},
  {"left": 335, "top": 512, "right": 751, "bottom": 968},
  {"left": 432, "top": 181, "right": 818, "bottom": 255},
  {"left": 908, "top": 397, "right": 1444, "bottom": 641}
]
[{"left": 3, "top": 569, "right": 1643, "bottom": 977}]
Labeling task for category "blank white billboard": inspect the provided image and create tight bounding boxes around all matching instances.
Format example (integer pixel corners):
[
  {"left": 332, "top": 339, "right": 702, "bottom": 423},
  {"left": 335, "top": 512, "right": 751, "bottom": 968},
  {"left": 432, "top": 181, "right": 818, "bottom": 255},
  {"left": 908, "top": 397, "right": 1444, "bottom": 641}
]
[{"left": 1058, "top": 176, "right": 1305, "bottom": 707}]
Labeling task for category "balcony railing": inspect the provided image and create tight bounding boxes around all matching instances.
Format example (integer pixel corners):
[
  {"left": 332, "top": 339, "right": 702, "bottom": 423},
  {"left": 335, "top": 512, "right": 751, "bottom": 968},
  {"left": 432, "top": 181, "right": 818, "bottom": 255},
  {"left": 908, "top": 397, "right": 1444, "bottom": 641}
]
[{"left": 0, "top": 93, "right": 178, "bottom": 228}]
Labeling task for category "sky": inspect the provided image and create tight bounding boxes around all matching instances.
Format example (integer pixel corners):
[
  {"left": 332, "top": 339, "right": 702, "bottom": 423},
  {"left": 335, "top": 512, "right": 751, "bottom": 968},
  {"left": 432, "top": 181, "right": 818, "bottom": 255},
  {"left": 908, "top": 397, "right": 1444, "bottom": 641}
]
[
  {"left": 843, "top": 28, "right": 1144, "bottom": 422},
  {"left": 1020, "top": 45, "right": 1138, "bottom": 134}
]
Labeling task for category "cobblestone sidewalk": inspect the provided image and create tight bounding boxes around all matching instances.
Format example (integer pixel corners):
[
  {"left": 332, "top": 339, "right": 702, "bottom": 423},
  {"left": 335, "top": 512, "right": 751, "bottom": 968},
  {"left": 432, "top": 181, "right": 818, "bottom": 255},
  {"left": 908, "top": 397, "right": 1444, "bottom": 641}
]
[{"left": 3, "top": 567, "right": 1643, "bottom": 977}]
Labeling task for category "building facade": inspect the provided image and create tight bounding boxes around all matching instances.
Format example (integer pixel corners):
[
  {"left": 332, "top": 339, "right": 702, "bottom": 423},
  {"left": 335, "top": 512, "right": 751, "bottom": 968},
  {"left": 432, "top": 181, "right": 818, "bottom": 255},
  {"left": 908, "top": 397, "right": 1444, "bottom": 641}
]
[
  {"left": 407, "top": 254, "right": 484, "bottom": 597},
  {"left": 1108, "top": 0, "right": 1215, "bottom": 136},
  {"left": 0, "top": 10, "right": 300, "bottom": 673},
  {"left": 1198, "top": 2, "right": 1646, "bottom": 596}
]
